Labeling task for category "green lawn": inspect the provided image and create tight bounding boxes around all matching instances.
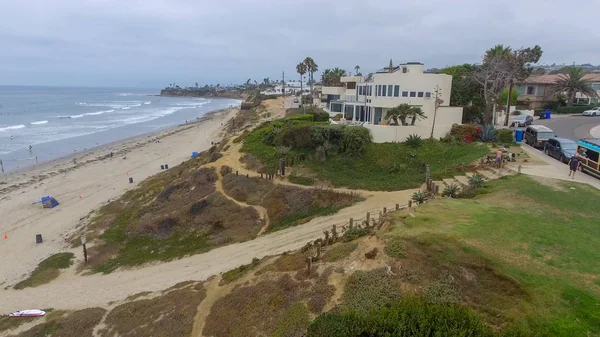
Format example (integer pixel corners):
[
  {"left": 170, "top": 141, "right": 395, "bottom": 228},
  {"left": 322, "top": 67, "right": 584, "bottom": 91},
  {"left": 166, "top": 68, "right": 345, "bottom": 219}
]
[
  {"left": 240, "top": 117, "right": 489, "bottom": 191},
  {"left": 388, "top": 175, "right": 600, "bottom": 336}
]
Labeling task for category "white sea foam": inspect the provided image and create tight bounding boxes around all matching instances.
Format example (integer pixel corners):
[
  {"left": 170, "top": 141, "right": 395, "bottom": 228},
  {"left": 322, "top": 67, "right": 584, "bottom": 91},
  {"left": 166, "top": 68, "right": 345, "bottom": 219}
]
[
  {"left": 30, "top": 120, "right": 49, "bottom": 125},
  {"left": 121, "top": 107, "right": 131, "bottom": 110},
  {"left": 143, "top": 101, "right": 151, "bottom": 105},
  {"left": 0, "top": 124, "right": 26, "bottom": 132},
  {"left": 84, "top": 109, "right": 114, "bottom": 116},
  {"left": 71, "top": 114, "right": 84, "bottom": 118}
]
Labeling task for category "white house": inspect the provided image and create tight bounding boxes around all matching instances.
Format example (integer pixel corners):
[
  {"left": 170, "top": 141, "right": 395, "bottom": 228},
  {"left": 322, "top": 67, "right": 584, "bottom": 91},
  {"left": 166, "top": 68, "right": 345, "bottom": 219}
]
[
  {"left": 321, "top": 61, "right": 463, "bottom": 142},
  {"left": 261, "top": 81, "right": 310, "bottom": 96}
]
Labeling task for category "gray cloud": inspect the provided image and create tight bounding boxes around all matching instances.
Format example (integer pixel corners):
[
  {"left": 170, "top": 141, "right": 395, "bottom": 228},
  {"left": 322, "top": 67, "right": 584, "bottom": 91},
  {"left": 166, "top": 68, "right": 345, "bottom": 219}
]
[{"left": 0, "top": 0, "right": 598, "bottom": 87}]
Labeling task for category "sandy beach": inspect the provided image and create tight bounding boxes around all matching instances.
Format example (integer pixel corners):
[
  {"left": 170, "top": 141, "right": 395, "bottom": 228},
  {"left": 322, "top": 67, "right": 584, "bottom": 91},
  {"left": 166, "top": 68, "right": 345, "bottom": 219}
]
[{"left": 0, "top": 107, "right": 238, "bottom": 289}]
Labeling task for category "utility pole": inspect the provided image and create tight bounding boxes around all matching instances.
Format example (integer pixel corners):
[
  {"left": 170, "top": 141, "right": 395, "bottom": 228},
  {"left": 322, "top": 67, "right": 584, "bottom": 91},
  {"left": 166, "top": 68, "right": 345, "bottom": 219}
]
[
  {"left": 282, "top": 71, "right": 285, "bottom": 98},
  {"left": 430, "top": 85, "right": 442, "bottom": 139},
  {"left": 504, "top": 78, "right": 514, "bottom": 126}
]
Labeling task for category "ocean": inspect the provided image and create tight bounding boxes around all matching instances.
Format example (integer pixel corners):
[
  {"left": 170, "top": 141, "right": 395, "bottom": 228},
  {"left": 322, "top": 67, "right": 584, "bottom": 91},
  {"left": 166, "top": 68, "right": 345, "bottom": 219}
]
[{"left": 0, "top": 86, "right": 241, "bottom": 173}]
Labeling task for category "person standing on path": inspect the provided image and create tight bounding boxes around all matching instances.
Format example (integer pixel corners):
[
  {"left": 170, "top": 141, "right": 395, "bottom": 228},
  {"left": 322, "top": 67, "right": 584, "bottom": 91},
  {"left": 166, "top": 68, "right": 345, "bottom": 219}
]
[
  {"left": 495, "top": 149, "right": 503, "bottom": 169},
  {"left": 568, "top": 154, "right": 581, "bottom": 179}
]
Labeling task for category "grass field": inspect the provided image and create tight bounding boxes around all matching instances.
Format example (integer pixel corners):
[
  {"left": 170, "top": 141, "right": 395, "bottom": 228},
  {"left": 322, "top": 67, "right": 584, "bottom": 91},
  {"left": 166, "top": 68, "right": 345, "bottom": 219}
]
[
  {"left": 240, "top": 116, "right": 489, "bottom": 191},
  {"left": 14, "top": 252, "right": 74, "bottom": 289},
  {"left": 383, "top": 175, "right": 600, "bottom": 336}
]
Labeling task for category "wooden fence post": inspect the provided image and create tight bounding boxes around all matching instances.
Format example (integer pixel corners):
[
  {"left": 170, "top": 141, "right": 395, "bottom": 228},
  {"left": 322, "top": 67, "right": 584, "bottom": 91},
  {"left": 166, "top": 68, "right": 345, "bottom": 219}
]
[
  {"left": 383, "top": 207, "right": 387, "bottom": 214},
  {"left": 366, "top": 212, "right": 370, "bottom": 225},
  {"left": 332, "top": 225, "right": 338, "bottom": 242},
  {"left": 408, "top": 200, "right": 413, "bottom": 208},
  {"left": 349, "top": 218, "right": 354, "bottom": 229},
  {"left": 316, "top": 242, "right": 322, "bottom": 259},
  {"left": 323, "top": 230, "right": 330, "bottom": 246},
  {"left": 395, "top": 203, "right": 399, "bottom": 210},
  {"left": 306, "top": 257, "right": 312, "bottom": 274}
]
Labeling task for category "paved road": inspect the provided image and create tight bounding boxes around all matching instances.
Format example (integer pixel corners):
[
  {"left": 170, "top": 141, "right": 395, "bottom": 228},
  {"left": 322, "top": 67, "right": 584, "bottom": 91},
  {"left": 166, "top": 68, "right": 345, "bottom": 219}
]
[{"left": 535, "top": 115, "right": 600, "bottom": 140}]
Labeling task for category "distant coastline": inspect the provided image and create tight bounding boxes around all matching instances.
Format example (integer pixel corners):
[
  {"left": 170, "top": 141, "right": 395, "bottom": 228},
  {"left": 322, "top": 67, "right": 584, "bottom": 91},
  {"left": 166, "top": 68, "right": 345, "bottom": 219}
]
[{"left": 160, "top": 87, "right": 245, "bottom": 99}]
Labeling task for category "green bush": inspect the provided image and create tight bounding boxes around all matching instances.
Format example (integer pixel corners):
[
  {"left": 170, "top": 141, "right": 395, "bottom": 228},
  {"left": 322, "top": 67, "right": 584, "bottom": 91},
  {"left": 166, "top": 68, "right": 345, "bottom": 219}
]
[
  {"left": 310, "top": 124, "right": 344, "bottom": 150},
  {"left": 311, "top": 111, "right": 330, "bottom": 122},
  {"left": 307, "top": 298, "right": 494, "bottom": 337},
  {"left": 274, "top": 125, "right": 313, "bottom": 149},
  {"left": 341, "top": 127, "right": 372, "bottom": 157},
  {"left": 556, "top": 105, "right": 599, "bottom": 114},
  {"left": 412, "top": 191, "right": 426, "bottom": 204},
  {"left": 442, "top": 183, "right": 460, "bottom": 198},
  {"left": 405, "top": 134, "right": 423, "bottom": 148},
  {"left": 288, "top": 175, "right": 315, "bottom": 186},
  {"left": 497, "top": 129, "right": 514, "bottom": 144}
]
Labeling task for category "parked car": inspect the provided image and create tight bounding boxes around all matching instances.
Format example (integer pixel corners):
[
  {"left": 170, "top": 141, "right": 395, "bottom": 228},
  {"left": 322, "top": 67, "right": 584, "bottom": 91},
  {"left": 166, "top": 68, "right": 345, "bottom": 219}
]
[
  {"left": 524, "top": 125, "right": 555, "bottom": 148},
  {"left": 509, "top": 114, "right": 533, "bottom": 127},
  {"left": 293, "top": 98, "right": 299, "bottom": 103},
  {"left": 544, "top": 137, "right": 578, "bottom": 163},
  {"left": 583, "top": 107, "right": 600, "bottom": 116}
]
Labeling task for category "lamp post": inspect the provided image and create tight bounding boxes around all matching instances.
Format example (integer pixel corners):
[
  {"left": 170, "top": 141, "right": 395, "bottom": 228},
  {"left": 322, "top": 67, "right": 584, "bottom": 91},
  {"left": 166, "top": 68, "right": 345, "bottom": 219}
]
[{"left": 430, "top": 85, "right": 442, "bottom": 139}]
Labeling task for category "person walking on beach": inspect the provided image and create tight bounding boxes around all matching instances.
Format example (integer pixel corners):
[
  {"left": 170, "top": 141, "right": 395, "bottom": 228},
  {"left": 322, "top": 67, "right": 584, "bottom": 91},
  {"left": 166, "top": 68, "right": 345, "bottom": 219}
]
[{"left": 568, "top": 153, "right": 581, "bottom": 179}]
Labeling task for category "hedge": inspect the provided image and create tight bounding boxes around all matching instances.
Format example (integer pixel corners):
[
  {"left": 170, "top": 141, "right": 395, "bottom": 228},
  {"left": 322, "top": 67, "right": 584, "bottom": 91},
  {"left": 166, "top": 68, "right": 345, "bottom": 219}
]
[{"left": 556, "top": 105, "right": 600, "bottom": 114}]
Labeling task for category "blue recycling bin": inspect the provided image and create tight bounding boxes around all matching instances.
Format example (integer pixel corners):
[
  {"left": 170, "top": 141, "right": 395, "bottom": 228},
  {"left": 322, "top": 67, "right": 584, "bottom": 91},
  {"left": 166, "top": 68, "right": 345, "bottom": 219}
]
[
  {"left": 545, "top": 111, "right": 551, "bottom": 119},
  {"left": 515, "top": 129, "right": 524, "bottom": 143}
]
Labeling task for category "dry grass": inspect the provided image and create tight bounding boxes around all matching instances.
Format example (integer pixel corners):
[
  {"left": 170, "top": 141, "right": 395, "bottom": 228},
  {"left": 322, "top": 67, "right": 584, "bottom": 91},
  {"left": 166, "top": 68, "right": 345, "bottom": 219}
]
[
  {"left": 322, "top": 242, "right": 358, "bottom": 263},
  {"left": 222, "top": 174, "right": 361, "bottom": 231},
  {"left": 9, "top": 308, "right": 106, "bottom": 337},
  {"left": 204, "top": 271, "right": 334, "bottom": 337},
  {"left": 99, "top": 283, "right": 205, "bottom": 337}
]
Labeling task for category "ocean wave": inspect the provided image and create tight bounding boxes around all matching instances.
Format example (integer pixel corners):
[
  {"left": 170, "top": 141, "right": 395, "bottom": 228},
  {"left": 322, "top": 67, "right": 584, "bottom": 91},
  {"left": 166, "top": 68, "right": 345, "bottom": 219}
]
[
  {"left": 30, "top": 120, "right": 49, "bottom": 125},
  {"left": 84, "top": 109, "right": 115, "bottom": 116},
  {"left": 121, "top": 107, "right": 131, "bottom": 110},
  {"left": 0, "top": 124, "right": 26, "bottom": 132},
  {"left": 143, "top": 101, "right": 151, "bottom": 105},
  {"left": 57, "top": 114, "right": 84, "bottom": 119},
  {"left": 175, "top": 101, "right": 210, "bottom": 107}
]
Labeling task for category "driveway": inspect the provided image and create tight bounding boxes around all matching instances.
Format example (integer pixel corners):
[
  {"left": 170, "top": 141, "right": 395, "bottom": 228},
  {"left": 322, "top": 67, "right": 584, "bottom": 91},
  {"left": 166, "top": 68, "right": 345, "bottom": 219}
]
[{"left": 535, "top": 115, "right": 600, "bottom": 140}]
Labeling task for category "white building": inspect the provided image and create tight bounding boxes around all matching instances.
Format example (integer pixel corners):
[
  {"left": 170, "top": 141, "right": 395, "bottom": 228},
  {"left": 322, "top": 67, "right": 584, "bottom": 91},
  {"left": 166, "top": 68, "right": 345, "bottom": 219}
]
[
  {"left": 261, "top": 81, "right": 310, "bottom": 96},
  {"left": 321, "top": 61, "right": 463, "bottom": 142}
]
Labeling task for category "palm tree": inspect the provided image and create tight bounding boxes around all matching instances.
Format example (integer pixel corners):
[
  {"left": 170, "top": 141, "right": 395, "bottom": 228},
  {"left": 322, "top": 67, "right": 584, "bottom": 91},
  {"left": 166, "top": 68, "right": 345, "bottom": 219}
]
[
  {"left": 485, "top": 45, "right": 512, "bottom": 61},
  {"left": 321, "top": 68, "right": 346, "bottom": 86},
  {"left": 303, "top": 57, "right": 318, "bottom": 98},
  {"left": 408, "top": 107, "right": 427, "bottom": 125},
  {"left": 296, "top": 62, "right": 307, "bottom": 97},
  {"left": 385, "top": 104, "right": 413, "bottom": 126},
  {"left": 354, "top": 65, "right": 360, "bottom": 75},
  {"left": 549, "top": 66, "right": 598, "bottom": 106}
]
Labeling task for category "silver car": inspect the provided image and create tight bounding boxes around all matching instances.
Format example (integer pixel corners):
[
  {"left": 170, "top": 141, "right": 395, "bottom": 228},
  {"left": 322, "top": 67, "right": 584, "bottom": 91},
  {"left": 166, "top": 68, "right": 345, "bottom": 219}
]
[{"left": 583, "top": 107, "right": 600, "bottom": 116}]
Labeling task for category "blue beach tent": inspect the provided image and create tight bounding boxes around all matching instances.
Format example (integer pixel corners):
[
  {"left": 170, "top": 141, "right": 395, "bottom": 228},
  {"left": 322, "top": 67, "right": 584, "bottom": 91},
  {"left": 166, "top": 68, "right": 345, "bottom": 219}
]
[
  {"left": 191, "top": 152, "right": 199, "bottom": 158},
  {"left": 32, "top": 196, "right": 59, "bottom": 208}
]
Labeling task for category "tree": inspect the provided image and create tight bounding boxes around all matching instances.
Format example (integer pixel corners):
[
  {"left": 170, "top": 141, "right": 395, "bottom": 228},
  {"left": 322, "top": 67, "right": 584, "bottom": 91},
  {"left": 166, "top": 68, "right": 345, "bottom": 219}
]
[
  {"left": 195, "top": 82, "right": 198, "bottom": 88},
  {"left": 549, "top": 66, "right": 598, "bottom": 106},
  {"left": 303, "top": 57, "right": 318, "bottom": 100},
  {"left": 474, "top": 44, "right": 543, "bottom": 124},
  {"left": 354, "top": 65, "right": 360, "bottom": 76},
  {"left": 296, "top": 62, "right": 307, "bottom": 96},
  {"left": 437, "top": 64, "right": 484, "bottom": 107},
  {"left": 498, "top": 87, "right": 519, "bottom": 106},
  {"left": 385, "top": 104, "right": 413, "bottom": 126},
  {"left": 321, "top": 68, "right": 347, "bottom": 86},
  {"left": 408, "top": 106, "right": 427, "bottom": 125}
]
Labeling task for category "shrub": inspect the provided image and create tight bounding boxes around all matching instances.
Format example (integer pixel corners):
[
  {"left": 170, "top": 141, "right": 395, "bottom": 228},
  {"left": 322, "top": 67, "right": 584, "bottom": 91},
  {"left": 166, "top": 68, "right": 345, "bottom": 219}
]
[
  {"left": 341, "top": 127, "right": 372, "bottom": 157},
  {"left": 479, "top": 124, "right": 497, "bottom": 142},
  {"left": 512, "top": 110, "right": 522, "bottom": 115},
  {"left": 288, "top": 175, "right": 315, "bottom": 186},
  {"left": 342, "top": 227, "right": 369, "bottom": 242},
  {"left": 311, "top": 111, "right": 330, "bottom": 122},
  {"left": 468, "top": 174, "right": 485, "bottom": 188},
  {"left": 332, "top": 113, "right": 343, "bottom": 121},
  {"left": 405, "top": 134, "right": 423, "bottom": 148},
  {"left": 446, "top": 124, "right": 482, "bottom": 143},
  {"left": 556, "top": 105, "right": 600, "bottom": 114},
  {"left": 307, "top": 298, "right": 493, "bottom": 337},
  {"left": 310, "top": 124, "right": 344, "bottom": 151},
  {"left": 412, "top": 191, "right": 426, "bottom": 204},
  {"left": 496, "top": 129, "right": 514, "bottom": 144},
  {"left": 442, "top": 183, "right": 460, "bottom": 198},
  {"left": 275, "top": 125, "right": 313, "bottom": 149}
]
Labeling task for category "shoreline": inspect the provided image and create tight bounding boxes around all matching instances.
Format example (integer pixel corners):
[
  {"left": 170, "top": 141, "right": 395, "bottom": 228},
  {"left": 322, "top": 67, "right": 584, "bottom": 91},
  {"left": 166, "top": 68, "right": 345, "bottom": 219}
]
[{"left": 0, "top": 107, "right": 234, "bottom": 194}]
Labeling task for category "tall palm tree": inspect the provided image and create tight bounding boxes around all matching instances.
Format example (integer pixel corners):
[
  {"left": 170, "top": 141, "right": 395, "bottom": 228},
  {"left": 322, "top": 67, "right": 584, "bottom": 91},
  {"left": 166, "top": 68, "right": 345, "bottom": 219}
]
[
  {"left": 385, "top": 103, "right": 413, "bottom": 126},
  {"left": 484, "top": 45, "right": 512, "bottom": 61},
  {"left": 408, "top": 107, "right": 427, "bottom": 125},
  {"left": 303, "top": 57, "right": 318, "bottom": 97},
  {"left": 354, "top": 65, "right": 360, "bottom": 76},
  {"left": 296, "top": 62, "right": 307, "bottom": 96},
  {"left": 549, "top": 66, "right": 598, "bottom": 106},
  {"left": 321, "top": 68, "right": 346, "bottom": 86}
]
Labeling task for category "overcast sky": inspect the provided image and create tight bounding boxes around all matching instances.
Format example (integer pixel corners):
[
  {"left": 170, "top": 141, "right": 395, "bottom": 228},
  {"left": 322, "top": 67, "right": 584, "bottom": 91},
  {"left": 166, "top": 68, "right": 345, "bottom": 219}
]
[{"left": 1, "top": 0, "right": 598, "bottom": 88}]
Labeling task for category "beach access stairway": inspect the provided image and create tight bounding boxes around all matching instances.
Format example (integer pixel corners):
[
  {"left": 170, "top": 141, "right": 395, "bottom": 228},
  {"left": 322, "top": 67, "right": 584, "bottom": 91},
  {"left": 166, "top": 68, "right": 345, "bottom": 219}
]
[{"left": 430, "top": 166, "right": 516, "bottom": 196}]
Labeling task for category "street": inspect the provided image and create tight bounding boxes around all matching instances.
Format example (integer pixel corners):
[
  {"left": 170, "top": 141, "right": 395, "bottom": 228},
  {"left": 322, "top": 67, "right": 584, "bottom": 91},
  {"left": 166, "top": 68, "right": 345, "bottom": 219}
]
[{"left": 535, "top": 115, "right": 600, "bottom": 140}]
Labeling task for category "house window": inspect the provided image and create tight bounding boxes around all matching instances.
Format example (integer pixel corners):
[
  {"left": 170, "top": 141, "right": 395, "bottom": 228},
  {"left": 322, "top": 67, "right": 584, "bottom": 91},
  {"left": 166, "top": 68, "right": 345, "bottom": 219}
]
[
  {"left": 376, "top": 85, "right": 381, "bottom": 96},
  {"left": 417, "top": 92, "right": 424, "bottom": 97},
  {"left": 536, "top": 86, "right": 545, "bottom": 96},
  {"left": 516, "top": 86, "right": 525, "bottom": 94},
  {"left": 402, "top": 91, "right": 408, "bottom": 97},
  {"left": 368, "top": 86, "right": 372, "bottom": 96},
  {"left": 402, "top": 67, "right": 408, "bottom": 73},
  {"left": 592, "top": 83, "right": 600, "bottom": 90},
  {"left": 347, "top": 82, "right": 356, "bottom": 90},
  {"left": 425, "top": 92, "right": 431, "bottom": 98},
  {"left": 382, "top": 85, "right": 387, "bottom": 97},
  {"left": 410, "top": 91, "right": 416, "bottom": 97},
  {"left": 394, "top": 85, "right": 400, "bottom": 97},
  {"left": 388, "top": 85, "right": 393, "bottom": 96},
  {"left": 526, "top": 86, "right": 535, "bottom": 95}
]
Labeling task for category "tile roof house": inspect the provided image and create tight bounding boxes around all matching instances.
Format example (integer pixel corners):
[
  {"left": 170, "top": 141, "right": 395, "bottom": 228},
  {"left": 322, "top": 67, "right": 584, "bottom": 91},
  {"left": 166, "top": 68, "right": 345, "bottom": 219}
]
[{"left": 516, "top": 74, "right": 600, "bottom": 108}]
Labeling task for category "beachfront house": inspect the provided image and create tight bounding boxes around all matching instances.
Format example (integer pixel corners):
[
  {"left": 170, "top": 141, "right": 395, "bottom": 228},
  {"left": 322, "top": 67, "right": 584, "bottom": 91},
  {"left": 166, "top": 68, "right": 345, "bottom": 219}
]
[
  {"left": 260, "top": 81, "right": 310, "bottom": 96},
  {"left": 320, "top": 61, "right": 463, "bottom": 142}
]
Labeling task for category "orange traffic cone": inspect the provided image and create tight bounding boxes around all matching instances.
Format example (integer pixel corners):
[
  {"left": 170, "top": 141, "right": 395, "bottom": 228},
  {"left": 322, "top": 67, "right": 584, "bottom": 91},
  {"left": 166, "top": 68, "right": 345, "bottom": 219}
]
[
  {"left": 4, "top": 234, "right": 7, "bottom": 239},
  {"left": 79, "top": 195, "right": 82, "bottom": 199}
]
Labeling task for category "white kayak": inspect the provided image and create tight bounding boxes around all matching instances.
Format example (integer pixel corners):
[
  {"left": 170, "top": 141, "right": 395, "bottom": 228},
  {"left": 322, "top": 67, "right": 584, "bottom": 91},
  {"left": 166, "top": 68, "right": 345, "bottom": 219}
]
[{"left": 9, "top": 309, "right": 46, "bottom": 317}]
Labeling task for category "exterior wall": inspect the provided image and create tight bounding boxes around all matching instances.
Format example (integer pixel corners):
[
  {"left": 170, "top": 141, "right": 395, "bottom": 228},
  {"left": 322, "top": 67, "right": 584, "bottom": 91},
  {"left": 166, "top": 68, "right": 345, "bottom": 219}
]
[
  {"left": 322, "top": 86, "right": 346, "bottom": 95},
  {"left": 364, "top": 106, "right": 463, "bottom": 143}
]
